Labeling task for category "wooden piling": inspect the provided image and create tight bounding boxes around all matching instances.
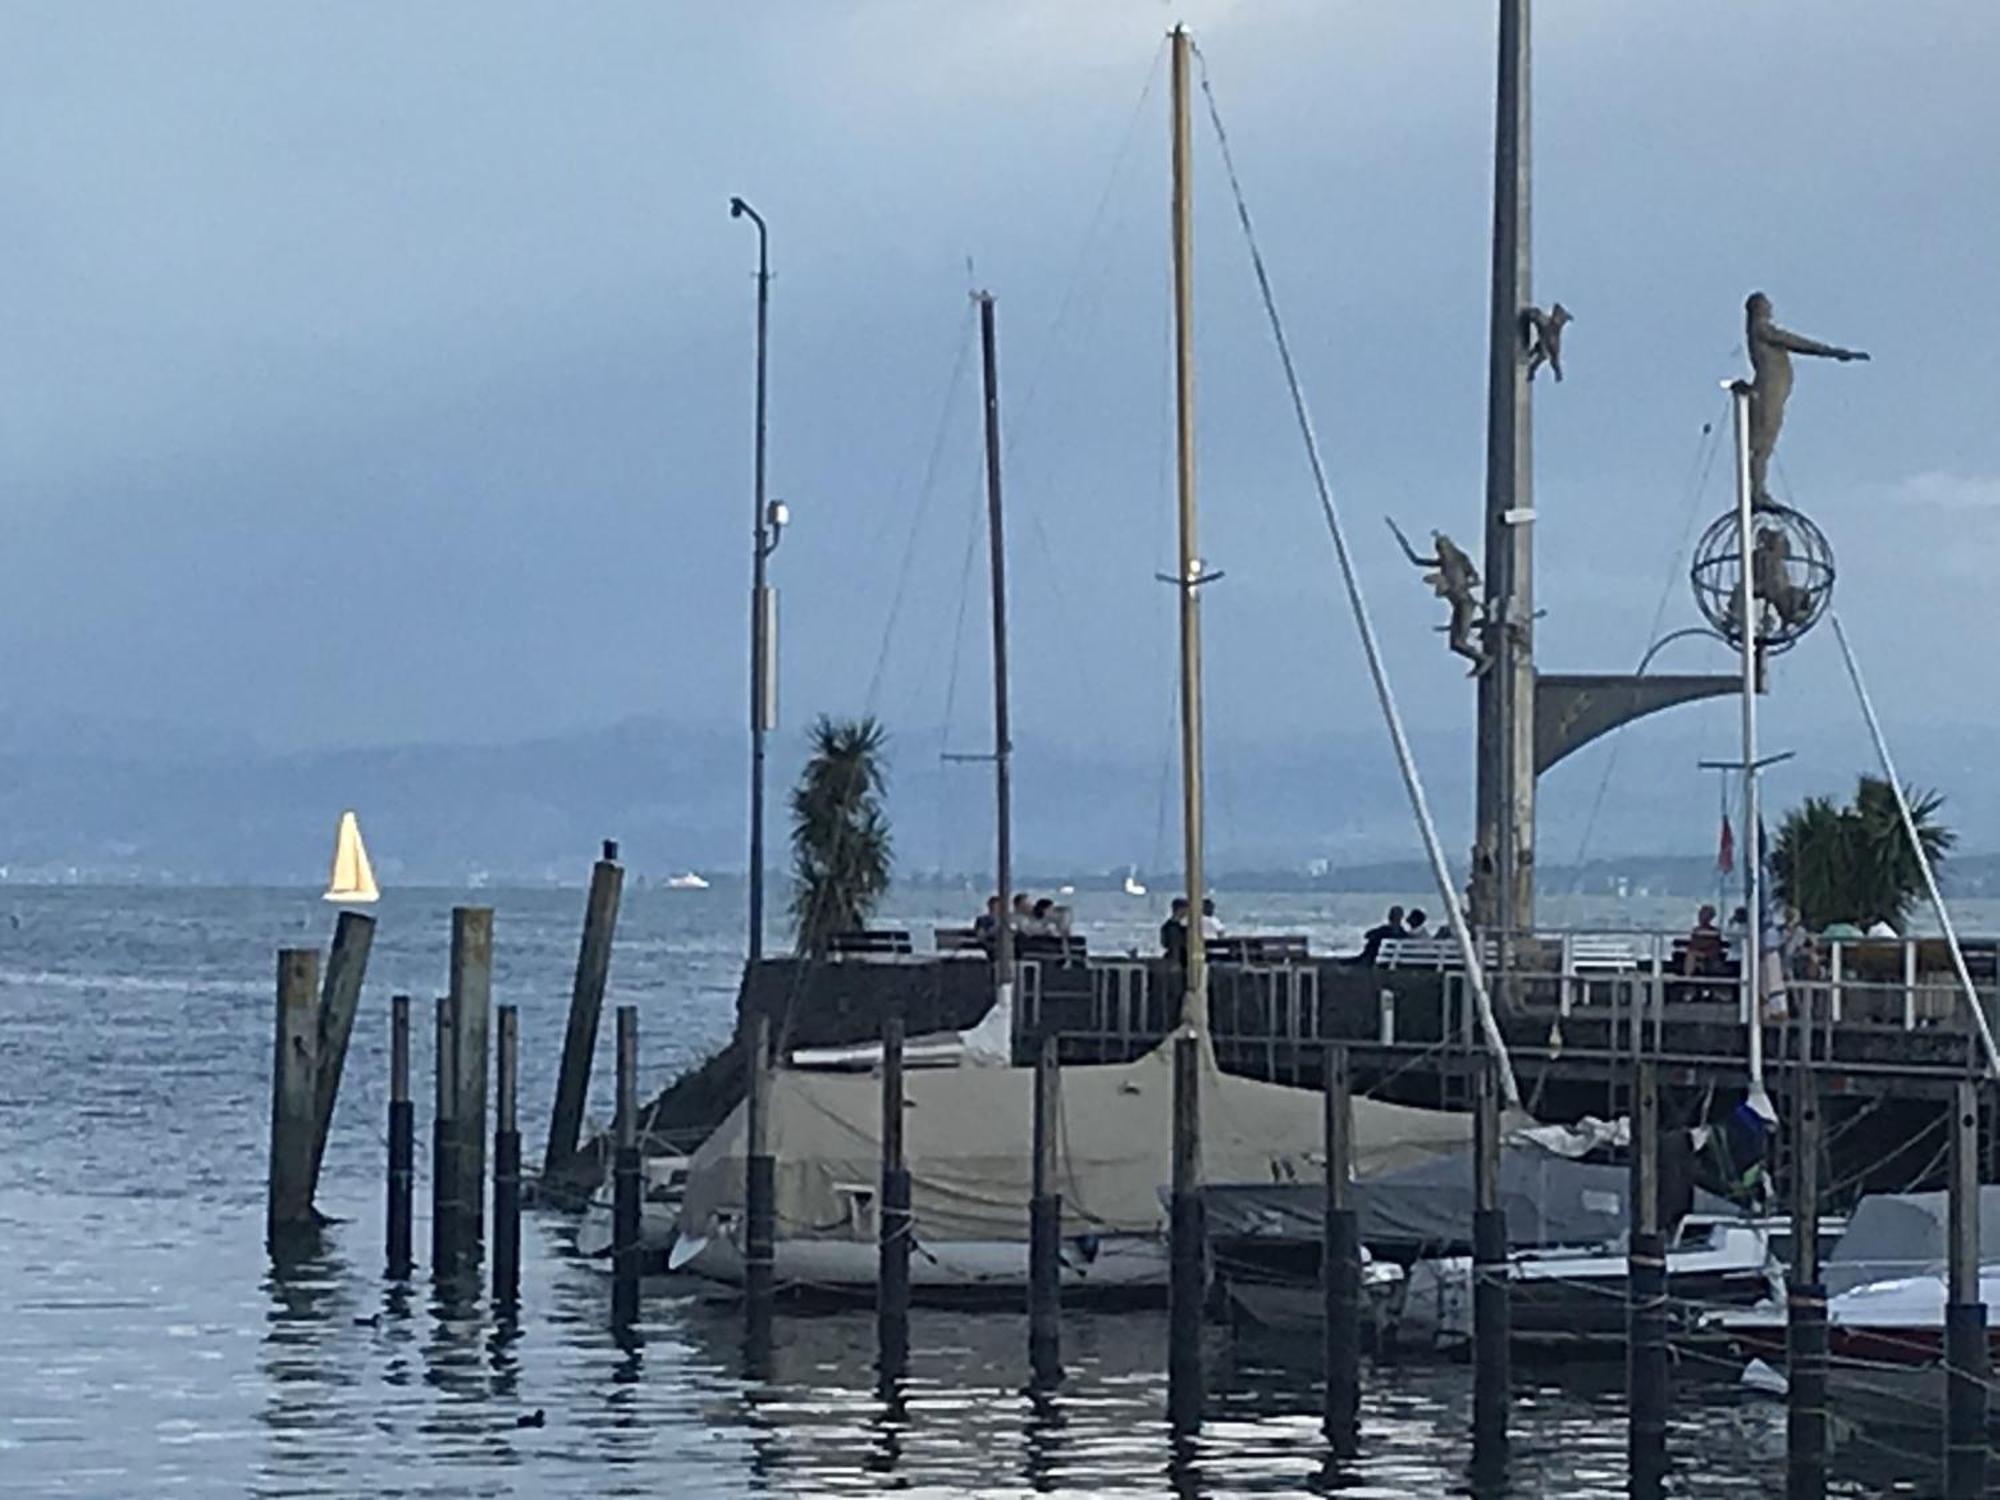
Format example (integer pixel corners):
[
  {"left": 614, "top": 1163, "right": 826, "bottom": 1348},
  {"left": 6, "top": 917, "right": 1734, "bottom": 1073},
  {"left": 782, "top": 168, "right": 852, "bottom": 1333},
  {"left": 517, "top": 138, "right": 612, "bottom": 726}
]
[
  {"left": 386, "top": 994, "right": 413, "bottom": 1278},
  {"left": 306, "top": 910, "right": 376, "bottom": 1202},
  {"left": 432, "top": 996, "right": 460, "bottom": 1273},
  {"left": 877, "top": 1015, "right": 911, "bottom": 1382},
  {"left": 1787, "top": 1056, "right": 1827, "bottom": 1500},
  {"left": 1028, "top": 1032, "right": 1062, "bottom": 1384},
  {"left": 1471, "top": 1057, "right": 1509, "bottom": 1478},
  {"left": 1627, "top": 1057, "right": 1667, "bottom": 1497},
  {"left": 543, "top": 841, "right": 624, "bottom": 1180},
  {"left": 268, "top": 949, "right": 321, "bottom": 1247},
  {"left": 493, "top": 1004, "right": 522, "bottom": 1311},
  {"left": 744, "top": 1013, "right": 776, "bottom": 1334},
  {"left": 449, "top": 908, "right": 493, "bottom": 1255},
  {"left": 1168, "top": 1032, "right": 1203, "bottom": 1433},
  {"left": 611, "top": 1005, "right": 641, "bottom": 1332},
  {"left": 1323, "top": 1043, "right": 1359, "bottom": 1458},
  {"left": 1945, "top": 1078, "right": 1986, "bottom": 1499}
]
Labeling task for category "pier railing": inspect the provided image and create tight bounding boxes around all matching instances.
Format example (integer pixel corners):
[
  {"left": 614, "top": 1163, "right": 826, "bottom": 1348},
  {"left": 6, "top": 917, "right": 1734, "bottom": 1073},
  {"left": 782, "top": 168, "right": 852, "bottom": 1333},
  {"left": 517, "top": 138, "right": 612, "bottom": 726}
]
[{"left": 1007, "top": 927, "right": 2000, "bottom": 1090}]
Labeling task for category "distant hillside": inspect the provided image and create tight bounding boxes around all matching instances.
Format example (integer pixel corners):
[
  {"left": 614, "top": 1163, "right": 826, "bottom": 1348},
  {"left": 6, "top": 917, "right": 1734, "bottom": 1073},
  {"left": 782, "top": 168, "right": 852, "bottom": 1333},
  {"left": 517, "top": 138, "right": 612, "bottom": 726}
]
[{"left": 1, "top": 711, "right": 1995, "bottom": 886}]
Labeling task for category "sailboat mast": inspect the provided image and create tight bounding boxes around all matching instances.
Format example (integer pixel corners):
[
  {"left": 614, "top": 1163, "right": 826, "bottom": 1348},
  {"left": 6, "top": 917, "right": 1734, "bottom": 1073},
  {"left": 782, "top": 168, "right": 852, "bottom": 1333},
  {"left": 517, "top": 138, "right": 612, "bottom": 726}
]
[
  {"left": 977, "top": 292, "right": 1016, "bottom": 1012},
  {"left": 1169, "top": 26, "right": 1208, "bottom": 1037}
]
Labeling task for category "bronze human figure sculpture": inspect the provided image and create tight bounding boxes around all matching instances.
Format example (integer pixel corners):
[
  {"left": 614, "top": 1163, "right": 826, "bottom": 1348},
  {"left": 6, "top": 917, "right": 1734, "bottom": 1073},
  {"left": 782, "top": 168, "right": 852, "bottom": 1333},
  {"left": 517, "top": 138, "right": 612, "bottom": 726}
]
[
  {"left": 1524, "top": 302, "right": 1571, "bottom": 383},
  {"left": 1744, "top": 292, "right": 1867, "bottom": 507},
  {"left": 1388, "top": 518, "right": 1490, "bottom": 675}
]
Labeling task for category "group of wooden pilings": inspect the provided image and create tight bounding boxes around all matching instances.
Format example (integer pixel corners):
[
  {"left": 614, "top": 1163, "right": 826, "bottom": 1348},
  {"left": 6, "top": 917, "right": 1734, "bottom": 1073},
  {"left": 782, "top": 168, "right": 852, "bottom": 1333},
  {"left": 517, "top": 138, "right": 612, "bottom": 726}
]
[{"left": 269, "top": 841, "right": 638, "bottom": 1330}]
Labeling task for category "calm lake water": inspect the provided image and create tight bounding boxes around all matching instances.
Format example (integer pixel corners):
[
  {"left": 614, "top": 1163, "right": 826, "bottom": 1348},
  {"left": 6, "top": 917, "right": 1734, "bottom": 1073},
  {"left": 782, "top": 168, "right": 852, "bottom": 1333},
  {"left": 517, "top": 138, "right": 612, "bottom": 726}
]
[{"left": 0, "top": 884, "right": 1957, "bottom": 1496}]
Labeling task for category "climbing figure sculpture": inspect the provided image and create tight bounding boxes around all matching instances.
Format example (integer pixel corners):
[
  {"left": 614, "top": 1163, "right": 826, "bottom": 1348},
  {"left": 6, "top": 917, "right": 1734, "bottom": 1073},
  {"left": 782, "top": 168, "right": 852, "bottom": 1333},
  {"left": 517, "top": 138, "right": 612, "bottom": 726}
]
[
  {"left": 1744, "top": 292, "right": 1867, "bottom": 507},
  {"left": 1388, "top": 518, "right": 1490, "bottom": 676},
  {"left": 1524, "top": 302, "right": 1571, "bottom": 383}
]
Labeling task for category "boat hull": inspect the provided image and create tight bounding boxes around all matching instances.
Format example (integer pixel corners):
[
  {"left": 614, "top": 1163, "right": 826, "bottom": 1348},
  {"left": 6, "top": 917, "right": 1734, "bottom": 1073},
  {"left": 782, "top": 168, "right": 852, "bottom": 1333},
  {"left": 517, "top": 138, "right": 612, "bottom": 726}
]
[{"left": 679, "top": 1227, "right": 1168, "bottom": 1303}]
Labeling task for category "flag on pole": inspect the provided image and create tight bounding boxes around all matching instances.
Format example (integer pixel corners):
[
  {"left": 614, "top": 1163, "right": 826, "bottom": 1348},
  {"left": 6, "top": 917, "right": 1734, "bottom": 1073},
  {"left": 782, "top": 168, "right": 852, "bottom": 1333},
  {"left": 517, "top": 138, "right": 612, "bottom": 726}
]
[{"left": 1718, "top": 814, "right": 1735, "bottom": 874}]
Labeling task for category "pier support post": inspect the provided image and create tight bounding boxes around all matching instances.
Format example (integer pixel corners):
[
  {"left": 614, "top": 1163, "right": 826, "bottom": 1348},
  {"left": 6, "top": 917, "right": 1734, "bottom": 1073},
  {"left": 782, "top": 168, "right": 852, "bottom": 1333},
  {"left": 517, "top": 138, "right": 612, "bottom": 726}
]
[
  {"left": 1028, "top": 1032, "right": 1063, "bottom": 1385},
  {"left": 877, "top": 1015, "right": 911, "bottom": 1384},
  {"left": 268, "top": 949, "right": 321, "bottom": 1249},
  {"left": 386, "top": 995, "right": 414, "bottom": 1278},
  {"left": 308, "top": 910, "right": 376, "bottom": 1202},
  {"left": 1324, "top": 1044, "right": 1360, "bottom": 1457},
  {"left": 449, "top": 908, "right": 493, "bottom": 1258},
  {"left": 1786, "top": 1056, "right": 1827, "bottom": 1500},
  {"left": 431, "top": 996, "right": 460, "bottom": 1274},
  {"left": 611, "top": 1005, "right": 641, "bottom": 1334},
  {"left": 745, "top": 1013, "right": 776, "bottom": 1355},
  {"left": 493, "top": 1004, "right": 521, "bottom": 1313},
  {"left": 1168, "top": 1032, "right": 1204, "bottom": 1434},
  {"left": 544, "top": 841, "right": 624, "bottom": 1182},
  {"left": 1945, "top": 1079, "right": 1986, "bottom": 1499},
  {"left": 1627, "top": 1057, "right": 1668, "bottom": 1498},
  {"left": 1471, "top": 1056, "right": 1510, "bottom": 1482}
]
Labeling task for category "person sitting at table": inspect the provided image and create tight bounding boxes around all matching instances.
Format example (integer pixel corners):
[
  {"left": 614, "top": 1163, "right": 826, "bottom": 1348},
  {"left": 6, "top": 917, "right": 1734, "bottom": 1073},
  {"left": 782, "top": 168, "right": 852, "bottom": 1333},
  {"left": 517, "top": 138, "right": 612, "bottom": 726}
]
[
  {"left": 1683, "top": 904, "right": 1724, "bottom": 976},
  {"left": 1352, "top": 905, "right": 1406, "bottom": 966}
]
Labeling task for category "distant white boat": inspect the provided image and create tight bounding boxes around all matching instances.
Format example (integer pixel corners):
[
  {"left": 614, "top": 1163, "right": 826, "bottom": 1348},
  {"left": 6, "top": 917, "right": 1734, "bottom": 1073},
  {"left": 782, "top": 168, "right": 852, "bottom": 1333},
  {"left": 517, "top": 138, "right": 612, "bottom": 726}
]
[
  {"left": 323, "top": 811, "right": 380, "bottom": 904},
  {"left": 1122, "top": 867, "right": 1147, "bottom": 898},
  {"left": 666, "top": 871, "right": 711, "bottom": 891}
]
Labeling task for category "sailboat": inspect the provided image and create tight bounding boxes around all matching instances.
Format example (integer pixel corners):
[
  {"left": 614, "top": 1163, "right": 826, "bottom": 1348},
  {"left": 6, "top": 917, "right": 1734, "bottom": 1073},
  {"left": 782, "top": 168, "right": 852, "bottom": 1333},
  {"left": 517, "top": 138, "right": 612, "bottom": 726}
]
[
  {"left": 671, "top": 30, "right": 1472, "bottom": 1298},
  {"left": 1122, "top": 867, "right": 1147, "bottom": 898},
  {"left": 322, "top": 810, "right": 380, "bottom": 905}
]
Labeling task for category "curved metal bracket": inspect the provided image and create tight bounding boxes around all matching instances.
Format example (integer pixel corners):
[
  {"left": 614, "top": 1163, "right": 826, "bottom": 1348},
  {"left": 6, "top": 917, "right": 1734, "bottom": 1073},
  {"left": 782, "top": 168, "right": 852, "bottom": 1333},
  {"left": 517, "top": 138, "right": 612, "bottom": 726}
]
[{"left": 1535, "top": 671, "right": 1740, "bottom": 775}]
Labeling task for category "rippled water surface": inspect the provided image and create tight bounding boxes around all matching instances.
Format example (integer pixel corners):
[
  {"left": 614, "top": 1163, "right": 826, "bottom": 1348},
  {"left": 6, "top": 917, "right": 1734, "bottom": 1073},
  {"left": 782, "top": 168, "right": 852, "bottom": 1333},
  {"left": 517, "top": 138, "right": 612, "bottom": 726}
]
[{"left": 0, "top": 885, "right": 1953, "bottom": 1495}]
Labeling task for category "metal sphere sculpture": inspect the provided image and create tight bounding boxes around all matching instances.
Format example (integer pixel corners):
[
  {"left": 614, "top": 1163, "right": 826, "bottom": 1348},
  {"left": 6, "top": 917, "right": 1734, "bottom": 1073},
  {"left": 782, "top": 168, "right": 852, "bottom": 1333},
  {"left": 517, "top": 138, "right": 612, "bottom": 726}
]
[{"left": 1688, "top": 502, "right": 1835, "bottom": 655}]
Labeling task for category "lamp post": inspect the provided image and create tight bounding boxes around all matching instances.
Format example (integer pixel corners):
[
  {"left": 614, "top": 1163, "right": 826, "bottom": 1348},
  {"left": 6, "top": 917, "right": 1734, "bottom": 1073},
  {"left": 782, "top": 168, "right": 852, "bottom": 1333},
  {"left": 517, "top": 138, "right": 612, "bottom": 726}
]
[{"left": 730, "top": 196, "right": 783, "bottom": 961}]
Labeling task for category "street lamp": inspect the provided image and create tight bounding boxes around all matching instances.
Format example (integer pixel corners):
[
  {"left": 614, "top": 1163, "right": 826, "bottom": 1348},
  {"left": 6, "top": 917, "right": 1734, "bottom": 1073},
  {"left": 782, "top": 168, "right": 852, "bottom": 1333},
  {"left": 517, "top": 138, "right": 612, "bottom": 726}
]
[{"left": 731, "top": 196, "right": 774, "bottom": 961}]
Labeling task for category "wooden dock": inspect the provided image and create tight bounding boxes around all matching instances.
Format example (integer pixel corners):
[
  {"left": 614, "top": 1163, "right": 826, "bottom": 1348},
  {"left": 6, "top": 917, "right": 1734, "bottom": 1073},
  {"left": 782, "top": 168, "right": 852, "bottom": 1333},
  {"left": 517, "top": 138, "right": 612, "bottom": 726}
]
[{"left": 736, "top": 928, "right": 1999, "bottom": 1200}]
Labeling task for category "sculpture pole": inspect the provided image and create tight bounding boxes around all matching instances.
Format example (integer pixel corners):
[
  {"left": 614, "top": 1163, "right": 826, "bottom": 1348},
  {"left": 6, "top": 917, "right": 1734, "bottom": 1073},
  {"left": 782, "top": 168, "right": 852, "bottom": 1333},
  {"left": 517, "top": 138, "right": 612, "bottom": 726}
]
[
  {"left": 1729, "top": 380, "right": 1773, "bottom": 1122},
  {"left": 1475, "top": 0, "right": 1536, "bottom": 942}
]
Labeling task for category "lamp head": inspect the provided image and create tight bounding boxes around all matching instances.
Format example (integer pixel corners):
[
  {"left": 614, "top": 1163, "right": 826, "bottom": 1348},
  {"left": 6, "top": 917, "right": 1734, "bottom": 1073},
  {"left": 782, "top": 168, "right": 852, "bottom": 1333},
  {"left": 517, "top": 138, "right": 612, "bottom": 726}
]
[
  {"left": 729, "top": 196, "right": 748, "bottom": 218},
  {"left": 766, "top": 499, "right": 789, "bottom": 532}
]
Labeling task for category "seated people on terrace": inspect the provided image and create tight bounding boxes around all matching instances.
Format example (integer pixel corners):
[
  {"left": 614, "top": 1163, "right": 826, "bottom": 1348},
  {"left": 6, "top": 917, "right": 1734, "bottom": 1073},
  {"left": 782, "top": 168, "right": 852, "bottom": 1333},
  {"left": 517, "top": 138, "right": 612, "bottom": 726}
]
[
  {"left": 1682, "top": 904, "right": 1725, "bottom": 976},
  {"left": 1350, "top": 905, "right": 1405, "bottom": 966}
]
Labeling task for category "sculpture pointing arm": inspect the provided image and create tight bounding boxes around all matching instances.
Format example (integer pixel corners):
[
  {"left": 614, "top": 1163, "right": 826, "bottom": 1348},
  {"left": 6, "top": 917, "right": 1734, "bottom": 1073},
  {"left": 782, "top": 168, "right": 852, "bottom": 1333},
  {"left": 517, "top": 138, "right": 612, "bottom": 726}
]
[
  {"left": 1384, "top": 516, "right": 1435, "bottom": 567},
  {"left": 1765, "top": 321, "right": 1868, "bottom": 362}
]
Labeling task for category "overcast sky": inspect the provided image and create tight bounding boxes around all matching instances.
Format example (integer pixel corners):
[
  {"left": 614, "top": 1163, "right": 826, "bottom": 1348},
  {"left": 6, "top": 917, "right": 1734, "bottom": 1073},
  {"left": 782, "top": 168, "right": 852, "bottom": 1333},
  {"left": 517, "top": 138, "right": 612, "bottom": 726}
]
[{"left": 4, "top": 2, "right": 1996, "bottom": 818}]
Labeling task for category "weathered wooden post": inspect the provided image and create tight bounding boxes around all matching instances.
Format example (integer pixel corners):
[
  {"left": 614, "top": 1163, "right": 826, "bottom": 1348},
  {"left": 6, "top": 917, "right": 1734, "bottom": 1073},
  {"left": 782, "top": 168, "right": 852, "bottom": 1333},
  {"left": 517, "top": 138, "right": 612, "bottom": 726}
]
[
  {"left": 307, "top": 910, "right": 376, "bottom": 1201},
  {"left": 268, "top": 949, "right": 321, "bottom": 1248},
  {"left": 611, "top": 1004, "right": 642, "bottom": 1333},
  {"left": 1471, "top": 1056, "right": 1509, "bottom": 1481},
  {"left": 1323, "top": 1044, "right": 1360, "bottom": 1457},
  {"left": 1168, "top": 1031, "right": 1203, "bottom": 1433},
  {"left": 543, "top": 841, "right": 624, "bottom": 1182},
  {"left": 432, "top": 996, "right": 461, "bottom": 1274},
  {"left": 1787, "top": 1052, "right": 1827, "bottom": 1500},
  {"left": 1028, "top": 1032, "right": 1062, "bottom": 1385},
  {"left": 449, "top": 908, "right": 493, "bottom": 1257},
  {"left": 745, "top": 1012, "right": 776, "bottom": 1343},
  {"left": 385, "top": 994, "right": 414, "bottom": 1278},
  {"left": 877, "top": 1015, "right": 911, "bottom": 1383},
  {"left": 1945, "top": 1078, "right": 1986, "bottom": 1499},
  {"left": 493, "top": 1004, "right": 522, "bottom": 1312},
  {"left": 1627, "top": 1057, "right": 1667, "bottom": 1497}
]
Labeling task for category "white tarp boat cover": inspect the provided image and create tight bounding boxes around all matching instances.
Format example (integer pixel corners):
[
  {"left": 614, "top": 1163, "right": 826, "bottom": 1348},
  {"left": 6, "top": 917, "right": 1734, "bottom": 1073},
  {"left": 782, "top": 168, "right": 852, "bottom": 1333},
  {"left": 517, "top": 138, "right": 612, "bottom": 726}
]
[
  {"left": 678, "top": 1040, "right": 1472, "bottom": 1245},
  {"left": 1824, "top": 1186, "right": 2000, "bottom": 1296}
]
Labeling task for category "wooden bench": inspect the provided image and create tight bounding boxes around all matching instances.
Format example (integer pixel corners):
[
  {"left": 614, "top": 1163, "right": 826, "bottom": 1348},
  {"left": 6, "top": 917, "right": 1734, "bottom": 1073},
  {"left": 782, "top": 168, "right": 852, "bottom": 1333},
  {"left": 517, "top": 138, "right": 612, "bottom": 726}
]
[
  {"left": 827, "top": 929, "right": 914, "bottom": 958},
  {"left": 934, "top": 926, "right": 986, "bottom": 953},
  {"left": 1209, "top": 934, "right": 1311, "bottom": 965}
]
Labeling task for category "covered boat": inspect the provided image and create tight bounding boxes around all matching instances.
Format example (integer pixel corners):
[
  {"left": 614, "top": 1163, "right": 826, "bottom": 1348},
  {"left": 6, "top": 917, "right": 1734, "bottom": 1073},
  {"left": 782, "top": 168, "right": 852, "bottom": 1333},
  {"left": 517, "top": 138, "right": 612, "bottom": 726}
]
[{"left": 672, "top": 1039, "right": 1470, "bottom": 1299}]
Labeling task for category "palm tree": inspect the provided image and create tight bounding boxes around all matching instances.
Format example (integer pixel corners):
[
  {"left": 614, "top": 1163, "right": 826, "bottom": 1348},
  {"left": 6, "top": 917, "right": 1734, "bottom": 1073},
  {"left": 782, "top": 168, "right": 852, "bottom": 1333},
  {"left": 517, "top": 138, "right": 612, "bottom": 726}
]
[
  {"left": 789, "top": 715, "right": 893, "bottom": 957},
  {"left": 1770, "top": 774, "right": 1954, "bottom": 933}
]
